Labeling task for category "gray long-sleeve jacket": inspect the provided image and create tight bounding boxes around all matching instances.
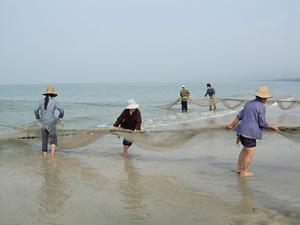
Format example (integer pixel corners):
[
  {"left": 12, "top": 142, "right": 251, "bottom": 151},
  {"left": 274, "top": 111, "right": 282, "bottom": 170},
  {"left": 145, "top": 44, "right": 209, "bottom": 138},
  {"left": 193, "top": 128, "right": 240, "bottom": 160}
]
[{"left": 34, "top": 97, "right": 64, "bottom": 128}]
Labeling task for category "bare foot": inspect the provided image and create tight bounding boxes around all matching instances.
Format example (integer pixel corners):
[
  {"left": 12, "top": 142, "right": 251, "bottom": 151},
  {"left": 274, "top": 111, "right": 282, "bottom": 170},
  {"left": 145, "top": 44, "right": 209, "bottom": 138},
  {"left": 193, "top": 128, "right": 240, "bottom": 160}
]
[
  {"left": 121, "top": 152, "right": 128, "bottom": 158},
  {"left": 240, "top": 171, "right": 254, "bottom": 177}
]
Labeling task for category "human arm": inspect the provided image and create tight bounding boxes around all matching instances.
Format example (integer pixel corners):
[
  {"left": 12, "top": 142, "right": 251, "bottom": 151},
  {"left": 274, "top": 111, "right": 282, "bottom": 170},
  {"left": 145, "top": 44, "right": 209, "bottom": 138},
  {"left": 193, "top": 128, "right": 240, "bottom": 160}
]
[
  {"left": 204, "top": 90, "right": 208, "bottom": 97},
  {"left": 55, "top": 102, "right": 64, "bottom": 119},
  {"left": 257, "top": 106, "right": 279, "bottom": 131},
  {"left": 226, "top": 118, "right": 240, "bottom": 129},
  {"left": 134, "top": 109, "right": 142, "bottom": 131},
  {"left": 187, "top": 90, "right": 190, "bottom": 97},
  {"left": 113, "top": 110, "right": 126, "bottom": 128},
  {"left": 34, "top": 103, "right": 41, "bottom": 120},
  {"left": 226, "top": 107, "right": 243, "bottom": 129}
]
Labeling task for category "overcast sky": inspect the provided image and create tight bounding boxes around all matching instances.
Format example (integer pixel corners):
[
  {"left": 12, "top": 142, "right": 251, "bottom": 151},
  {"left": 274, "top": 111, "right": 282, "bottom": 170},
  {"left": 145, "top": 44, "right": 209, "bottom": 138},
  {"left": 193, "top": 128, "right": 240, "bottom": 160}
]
[{"left": 0, "top": 0, "right": 299, "bottom": 84}]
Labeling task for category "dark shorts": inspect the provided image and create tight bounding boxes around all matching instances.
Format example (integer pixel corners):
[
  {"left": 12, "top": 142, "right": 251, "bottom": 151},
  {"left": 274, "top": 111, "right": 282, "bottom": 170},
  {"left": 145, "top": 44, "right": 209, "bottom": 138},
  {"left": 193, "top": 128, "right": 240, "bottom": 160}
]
[
  {"left": 41, "top": 127, "right": 57, "bottom": 152},
  {"left": 123, "top": 139, "right": 132, "bottom": 147},
  {"left": 238, "top": 135, "right": 256, "bottom": 148}
]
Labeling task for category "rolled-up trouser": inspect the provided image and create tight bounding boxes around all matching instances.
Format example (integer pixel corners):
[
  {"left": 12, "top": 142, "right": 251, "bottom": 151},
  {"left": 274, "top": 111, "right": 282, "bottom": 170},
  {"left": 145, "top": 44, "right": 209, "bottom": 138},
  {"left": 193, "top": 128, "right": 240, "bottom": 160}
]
[
  {"left": 123, "top": 139, "right": 133, "bottom": 147},
  {"left": 209, "top": 97, "right": 216, "bottom": 111},
  {"left": 41, "top": 127, "right": 57, "bottom": 152}
]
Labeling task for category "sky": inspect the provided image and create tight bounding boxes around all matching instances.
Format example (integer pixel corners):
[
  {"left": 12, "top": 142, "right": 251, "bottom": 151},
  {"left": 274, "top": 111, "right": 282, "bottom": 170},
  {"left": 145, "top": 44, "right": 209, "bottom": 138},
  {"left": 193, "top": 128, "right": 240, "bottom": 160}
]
[{"left": 0, "top": 0, "right": 300, "bottom": 84}]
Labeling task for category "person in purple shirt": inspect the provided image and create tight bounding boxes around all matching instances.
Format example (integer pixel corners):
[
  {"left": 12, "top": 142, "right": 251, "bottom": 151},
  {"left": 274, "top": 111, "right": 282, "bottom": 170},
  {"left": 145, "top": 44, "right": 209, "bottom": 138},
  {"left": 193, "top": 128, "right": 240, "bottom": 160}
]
[{"left": 226, "top": 85, "right": 278, "bottom": 177}]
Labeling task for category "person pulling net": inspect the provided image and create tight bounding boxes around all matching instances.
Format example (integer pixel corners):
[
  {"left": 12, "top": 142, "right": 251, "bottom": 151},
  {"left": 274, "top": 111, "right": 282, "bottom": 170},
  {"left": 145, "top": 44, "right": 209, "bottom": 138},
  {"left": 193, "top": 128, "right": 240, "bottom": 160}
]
[
  {"left": 1, "top": 123, "right": 299, "bottom": 150},
  {"left": 162, "top": 97, "right": 300, "bottom": 110}
]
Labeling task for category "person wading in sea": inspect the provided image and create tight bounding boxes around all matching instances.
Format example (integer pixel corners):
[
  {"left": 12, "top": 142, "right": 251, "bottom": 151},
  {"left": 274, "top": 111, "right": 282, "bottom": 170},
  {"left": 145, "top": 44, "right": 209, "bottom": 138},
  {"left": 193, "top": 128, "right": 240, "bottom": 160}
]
[
  {"left": 204, "top": 83, "right": 216, "bottom": 111},
  {"left": 34, "top": 85, "right": 64, "bottom": 158},
  {"left": 180, "top": 85, "right": 190, "bottom": 112},
  {"left": 113, "top": 99, "right": 142, "bottom": 157},
  {"left": 226, "top": 85, "right": 279, "bottom": 177}
]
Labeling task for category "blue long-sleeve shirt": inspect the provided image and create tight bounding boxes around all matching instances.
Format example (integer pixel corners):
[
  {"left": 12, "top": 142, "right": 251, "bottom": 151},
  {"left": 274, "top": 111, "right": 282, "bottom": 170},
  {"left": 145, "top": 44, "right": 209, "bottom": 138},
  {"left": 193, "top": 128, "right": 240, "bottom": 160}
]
[
  {"left": 204, "top": 87, "right": 215, "bottom": 98},
  {"left": 235, "top": 98, "right": 269, "bottom": 140},
  {"left": 34, "top": 97, "right": 64, "bottom": 128}
]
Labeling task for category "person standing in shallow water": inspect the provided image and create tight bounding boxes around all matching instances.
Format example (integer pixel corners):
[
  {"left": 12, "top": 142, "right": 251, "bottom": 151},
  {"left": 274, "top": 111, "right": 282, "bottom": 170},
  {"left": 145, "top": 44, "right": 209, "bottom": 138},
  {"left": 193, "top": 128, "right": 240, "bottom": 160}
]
[
  {"left": 180, "top": 85, "right": 190, "bottom": 112},
  {"left": 113, "top": 99, "right": 142, "bottom": 157},
  {"left": 204, "top": 83, "right": 216, "bottom": 111},
  {"left": 34, "top": 85, "right": 64, "bottom": 158},
  {"left": 226, "top": 85, "right": 279, "bottom": 177}
]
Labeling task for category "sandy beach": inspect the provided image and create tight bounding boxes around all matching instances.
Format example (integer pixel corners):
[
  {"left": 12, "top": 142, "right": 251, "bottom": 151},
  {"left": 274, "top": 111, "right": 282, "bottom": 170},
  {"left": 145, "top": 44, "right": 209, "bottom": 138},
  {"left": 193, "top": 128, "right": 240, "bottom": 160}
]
[{"left": 1, "top": 107, "right": 300, "bottom": 225}]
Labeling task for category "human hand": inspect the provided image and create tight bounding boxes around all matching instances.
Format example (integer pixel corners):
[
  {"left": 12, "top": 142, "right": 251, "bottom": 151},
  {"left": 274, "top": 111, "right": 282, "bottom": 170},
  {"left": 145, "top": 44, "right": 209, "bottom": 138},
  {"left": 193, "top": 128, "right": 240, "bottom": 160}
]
[
  {"left": 269, "top": 123, "right": 279, "bottom": 131},
  {"left": 59, "top": 119, "right": 64, "bottom": 128},
  {"left": 226, "top": 123, "right": 234, "bottom": 129}
]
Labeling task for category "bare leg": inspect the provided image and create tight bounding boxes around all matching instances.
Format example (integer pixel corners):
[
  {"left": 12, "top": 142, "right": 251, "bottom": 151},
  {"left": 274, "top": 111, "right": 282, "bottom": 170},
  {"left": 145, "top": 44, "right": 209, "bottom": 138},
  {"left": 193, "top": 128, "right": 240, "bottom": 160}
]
[
  {"left": 122, "top": 145, "right": 129, "bottom": 157},
  {"left": 240, "top": 148, "right": 255, "bottom": 177},
  {"left": 237, "top": 148, "right": 246, "bottom": 173},
  {"left": 51, "top": 144, "right": 57, "bottom": 158}
]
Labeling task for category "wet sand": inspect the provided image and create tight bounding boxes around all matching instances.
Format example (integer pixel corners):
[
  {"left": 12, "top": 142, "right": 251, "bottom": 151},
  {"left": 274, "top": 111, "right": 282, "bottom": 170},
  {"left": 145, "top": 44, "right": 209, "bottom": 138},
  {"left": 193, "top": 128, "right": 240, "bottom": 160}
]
[
  {"left": 1, "top": 128, "right": 300, "bottom": 225},
  {"left": 1, "top": 107, "right": 300, "bottom": 225}
]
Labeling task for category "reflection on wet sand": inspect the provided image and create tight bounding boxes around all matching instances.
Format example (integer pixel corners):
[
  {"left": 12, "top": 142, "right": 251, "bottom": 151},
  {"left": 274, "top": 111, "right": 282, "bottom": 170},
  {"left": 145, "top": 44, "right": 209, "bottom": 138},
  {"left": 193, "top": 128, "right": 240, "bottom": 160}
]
[
  {"left": 232, "top": 176, "right": 300, "bottom": 225},
  {"left": 34, "top": 156, "right": 109, "bottom": 225},
  {"left": 34, "top": 158, "right": 71, "bottom": 225},
  {"left": 117, "top": 158, "right": 145, "bottom": 221}
]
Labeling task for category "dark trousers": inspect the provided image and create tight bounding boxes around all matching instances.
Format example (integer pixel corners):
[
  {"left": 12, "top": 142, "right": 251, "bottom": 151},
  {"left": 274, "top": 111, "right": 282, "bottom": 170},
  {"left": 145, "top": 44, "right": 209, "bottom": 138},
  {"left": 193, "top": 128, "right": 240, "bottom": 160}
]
[
  {"left": 181, "top": 101, "right": 188, "bottom": 112},
  {"left": 41, "top": 127, "right": 57, "bottom": 152}
]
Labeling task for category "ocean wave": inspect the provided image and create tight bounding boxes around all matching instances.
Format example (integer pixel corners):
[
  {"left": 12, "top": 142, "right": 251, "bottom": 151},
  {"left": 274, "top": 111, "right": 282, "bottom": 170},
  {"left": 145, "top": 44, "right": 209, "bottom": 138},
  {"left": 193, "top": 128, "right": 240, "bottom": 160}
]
[{"left": 142, "top": 109, "right": 237, "bottom": 130}]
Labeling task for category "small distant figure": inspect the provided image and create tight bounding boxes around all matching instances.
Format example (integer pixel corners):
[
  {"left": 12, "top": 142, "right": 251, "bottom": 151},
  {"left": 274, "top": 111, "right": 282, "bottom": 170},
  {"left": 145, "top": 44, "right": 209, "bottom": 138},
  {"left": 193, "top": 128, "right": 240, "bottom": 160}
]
[
  {"left": 180, "top": 85, "right": 190, "bottom": 112},
  {"left": 204, "top": 83, "right": 216, "bottom": 111},
  {"left": 226, "top": 85, "right": 279, "bottom": 177},
  {"left": 113, "top": 99, "right": 142, "bottom": 157},
  {"left": 34, "top": 85, "right": 64, "bottom": 158}
]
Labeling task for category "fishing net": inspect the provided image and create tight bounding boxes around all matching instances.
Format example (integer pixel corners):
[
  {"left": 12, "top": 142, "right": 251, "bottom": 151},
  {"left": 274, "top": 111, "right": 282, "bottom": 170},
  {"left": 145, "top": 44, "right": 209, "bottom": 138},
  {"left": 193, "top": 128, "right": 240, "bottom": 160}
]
[
  {"left": 161, "top": 98, "right": 180, "bottom": 109},
  {"left": 1, "top": 124, "right": 300, "bottom": 150},
  {"left": 188, "top": 98, "right": 214, "bottom": 107},
  {"left": 110, "top": 129, "right": 201, "bottom": 150},
  {"left": 162, "top": 98, "right": 300, "bottom": 110},
  {"left": 219, "top": 99, "right": 247, "bottom": 109},
  {"left": 276, "top": 101, "right": 300, "bottom": 110}
]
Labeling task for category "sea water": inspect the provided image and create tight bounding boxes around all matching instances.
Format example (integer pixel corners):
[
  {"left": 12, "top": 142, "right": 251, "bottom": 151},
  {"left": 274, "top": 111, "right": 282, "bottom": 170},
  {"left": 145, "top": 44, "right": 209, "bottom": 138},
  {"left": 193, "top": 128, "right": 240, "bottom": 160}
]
[{"left": 0, "top": 81, "right": 300, "bottom": 225}]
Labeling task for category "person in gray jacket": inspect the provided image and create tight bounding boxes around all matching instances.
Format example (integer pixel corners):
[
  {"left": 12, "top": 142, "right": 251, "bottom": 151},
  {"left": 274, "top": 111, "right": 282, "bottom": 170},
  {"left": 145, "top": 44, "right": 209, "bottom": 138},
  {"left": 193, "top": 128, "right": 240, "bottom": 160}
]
[{"left": 34, "top": 85, "right": 64, "bottom": 157}]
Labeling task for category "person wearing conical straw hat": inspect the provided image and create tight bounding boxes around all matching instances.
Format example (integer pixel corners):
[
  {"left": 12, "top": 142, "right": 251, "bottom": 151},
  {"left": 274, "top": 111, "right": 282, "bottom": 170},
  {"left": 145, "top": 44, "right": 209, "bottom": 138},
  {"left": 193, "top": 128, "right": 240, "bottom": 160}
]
[
  {"left": 34, "top": 85, "right": 64, "bottom": 157},
  {"left": 226, "top": 85, "right": 279, "bottom": 177},
  {"left": 113, "top": 99, "right": 142, "bottom": 157}
]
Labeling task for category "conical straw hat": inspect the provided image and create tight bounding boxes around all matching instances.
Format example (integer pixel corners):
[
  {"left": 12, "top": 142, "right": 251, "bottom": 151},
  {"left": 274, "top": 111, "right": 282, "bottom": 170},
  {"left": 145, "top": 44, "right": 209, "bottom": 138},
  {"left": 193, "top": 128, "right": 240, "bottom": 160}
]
[
  {"left": 250, "top": 85, "right": 272, "bottom": 98},
  {"left": 43, "top": 85, "right": 57, "bottom": 96}
]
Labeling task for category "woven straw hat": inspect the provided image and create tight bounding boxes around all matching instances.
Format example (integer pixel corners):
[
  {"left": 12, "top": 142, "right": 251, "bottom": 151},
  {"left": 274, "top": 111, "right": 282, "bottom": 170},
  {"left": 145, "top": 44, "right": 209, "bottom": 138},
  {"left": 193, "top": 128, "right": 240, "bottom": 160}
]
[
  {"left": 250, "top": 85, "right": 272, "bottom": 98},
  {"left": 43, "top": 85, "right": 57, "bottom": 96},
  {"left": 126, "top": 99, "right": 139, "bottom": 109}
]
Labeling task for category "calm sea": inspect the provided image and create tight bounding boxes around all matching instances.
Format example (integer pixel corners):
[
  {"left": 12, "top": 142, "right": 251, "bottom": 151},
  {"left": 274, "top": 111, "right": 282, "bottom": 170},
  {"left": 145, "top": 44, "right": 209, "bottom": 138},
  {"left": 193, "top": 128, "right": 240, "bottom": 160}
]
[
  {"left": 0, "top": 81, "right": 300, "bottom": 225},
  {"left": 0, "top": 81, "right": 299, "bottom": 131}
]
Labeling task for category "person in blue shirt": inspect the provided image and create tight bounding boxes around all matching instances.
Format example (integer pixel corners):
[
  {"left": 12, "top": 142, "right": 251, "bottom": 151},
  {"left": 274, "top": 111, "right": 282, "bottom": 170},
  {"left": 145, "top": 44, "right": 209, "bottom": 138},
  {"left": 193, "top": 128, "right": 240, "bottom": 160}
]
[
  {"left": 34, "top": 85, "right": 64, "bottom": 157},
  {"left": 226, "top": 85, "right": 278, "bottom": 177},
  {"left": 204, "top": 83, "right": 216, "bottom": 111}
]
